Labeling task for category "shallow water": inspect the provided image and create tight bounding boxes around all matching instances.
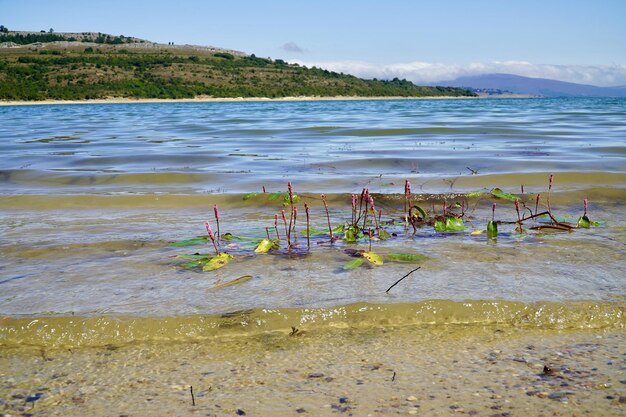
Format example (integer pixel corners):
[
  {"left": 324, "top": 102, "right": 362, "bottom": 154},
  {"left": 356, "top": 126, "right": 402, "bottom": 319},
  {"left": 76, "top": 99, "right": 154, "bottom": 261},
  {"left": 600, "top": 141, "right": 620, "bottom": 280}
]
[
  {"left": 1, "top": 98, "right": 625, "bottom": 415},
  {"left": 1, "top": 98, "right": 625, "bottom": 322}
]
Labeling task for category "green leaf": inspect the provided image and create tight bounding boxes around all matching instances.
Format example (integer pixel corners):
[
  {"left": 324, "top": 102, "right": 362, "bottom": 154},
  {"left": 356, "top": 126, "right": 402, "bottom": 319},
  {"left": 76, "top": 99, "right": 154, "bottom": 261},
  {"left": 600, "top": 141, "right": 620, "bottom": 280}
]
[
  {"left": 211, "top": 275, "right": 253, "bottom": 289},
  {"left": 385, "top": 252, "right": 429, "bottom": 263},
  {"left": 344, "top": 228, "right": 357, "bottom": 243},
  {"left": 301, "top": 227, "right": 328, "bottom": 237},
  {"left": 434, "top": 219, "right": 446, "bottom": 232},
  {"left": 467, "top": 191, "right": 486, "bottom": 198},
  {"left": 490, "top": 188, "right": 518, "bottom": 202},
  {"left": 170, "top": 236, "right": 208, "bottom": 247},
  {"left": 343, "top": 258, "right": 364, "bottom": 270},
  {"left": 434, "top": 217, "right": 465, "bottom": 232},
  {"left": 413, "top": 206, "right": 427, "bottom": 219},
  {"left": 267, "top": 191, "right": 282, "bottom": 201},
  {"left": 302, "top": 224, "right": 345, "bottom": 237},
  {"left": 243, "top": 192, "right": 260, "bottom": 200},
  {"left": 446, "top": 217, "right": 465, "bottom": 231},
  {"left": 362, "top": 251, "right": 383, "bottom": 265},
  {"left": 378, "top": 229, "right": 391, "bottom": 240},
  {"left": 180, "top": 260, "right": 209, "bottom": 269},
  {"left": 254, "top": 238, "right": 279, "bottom": 253},
  {"left": 175, "top": 253, "right": 213, "bottom": 260},
  {"left": 332, "top": 224, "right": 345, "bottom": 233},
  {"left": 221, "top": 233, "right": 262, "bottom": 242},
  {"left": 202, "top": 252, "right": 234, "bottom": 271},
  {"left": 487, "top": 220, "right": 498, "bottom": 238},
  {"left": 577, "top": 215, "right": 591, "bottom": 228}
]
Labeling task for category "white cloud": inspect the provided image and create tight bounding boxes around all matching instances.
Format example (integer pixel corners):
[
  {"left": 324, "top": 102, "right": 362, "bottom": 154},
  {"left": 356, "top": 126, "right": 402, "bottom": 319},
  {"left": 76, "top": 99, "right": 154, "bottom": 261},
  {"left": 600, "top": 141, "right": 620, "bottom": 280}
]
[{"left": 291, "top": 60, "right": 626, "bottom": 87}]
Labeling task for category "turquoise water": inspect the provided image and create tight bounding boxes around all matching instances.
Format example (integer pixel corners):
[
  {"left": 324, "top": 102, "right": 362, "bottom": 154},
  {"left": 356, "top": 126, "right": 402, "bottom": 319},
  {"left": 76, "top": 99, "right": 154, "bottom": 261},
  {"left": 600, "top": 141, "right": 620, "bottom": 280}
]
[{"left": 0, "top": 98, "right": 625, "bottom": 344}]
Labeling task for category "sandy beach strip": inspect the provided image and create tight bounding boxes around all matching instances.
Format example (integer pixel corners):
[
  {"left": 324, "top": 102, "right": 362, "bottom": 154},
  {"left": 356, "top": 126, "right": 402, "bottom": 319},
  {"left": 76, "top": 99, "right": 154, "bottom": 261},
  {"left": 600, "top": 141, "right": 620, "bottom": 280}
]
[{"left": 0, "top": 95, "right": 479, "bottom": 106}]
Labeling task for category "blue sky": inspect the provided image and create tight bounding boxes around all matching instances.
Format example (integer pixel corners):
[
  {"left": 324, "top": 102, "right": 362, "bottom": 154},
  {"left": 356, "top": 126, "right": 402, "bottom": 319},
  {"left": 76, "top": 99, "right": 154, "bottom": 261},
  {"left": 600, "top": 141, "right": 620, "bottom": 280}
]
[{"left": 2, "top": 0, "right": 626, "bottom": 85}]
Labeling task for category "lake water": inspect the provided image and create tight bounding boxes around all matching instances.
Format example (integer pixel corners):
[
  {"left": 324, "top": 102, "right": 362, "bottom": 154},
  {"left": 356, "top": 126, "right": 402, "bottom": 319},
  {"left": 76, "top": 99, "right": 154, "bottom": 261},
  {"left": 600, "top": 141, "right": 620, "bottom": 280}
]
[{"left": 1, "top": 98, "right": 625, "bottom": 415}]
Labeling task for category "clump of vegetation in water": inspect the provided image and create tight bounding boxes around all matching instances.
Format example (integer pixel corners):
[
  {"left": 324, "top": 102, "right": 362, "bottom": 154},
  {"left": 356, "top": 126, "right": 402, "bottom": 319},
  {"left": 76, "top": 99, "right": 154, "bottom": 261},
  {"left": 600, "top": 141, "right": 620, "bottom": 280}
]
[{"left": 170, "top": 175, "right": 600, "bottom": 273}]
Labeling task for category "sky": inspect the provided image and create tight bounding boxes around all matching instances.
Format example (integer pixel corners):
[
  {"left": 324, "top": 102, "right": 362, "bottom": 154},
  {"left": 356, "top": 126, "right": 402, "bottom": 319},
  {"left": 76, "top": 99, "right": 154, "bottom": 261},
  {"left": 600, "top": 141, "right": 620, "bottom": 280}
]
[{"left": 2, "top": 0, "right": 626, "bottom": 86}]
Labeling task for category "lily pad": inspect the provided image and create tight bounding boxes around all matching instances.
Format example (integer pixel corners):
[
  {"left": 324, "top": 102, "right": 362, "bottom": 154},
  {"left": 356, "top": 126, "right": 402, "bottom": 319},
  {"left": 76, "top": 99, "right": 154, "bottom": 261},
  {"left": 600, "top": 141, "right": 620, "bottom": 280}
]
[
  {"left": 487, "top": 220, "right": 498, "bottom": 238},
  {"left": 362, "top": 251, "right": 383, "bottom": 265},
  {"left": 385, "top": 252, "right": 429, "bottom": 263},
  {"left": 491, "top": 188, "right": 518, "bottom": 202},
  {"left": 343, "top": 258, "right": 364, "bottom": 270},
  {"left": 202, "top": 252, "right": 234, "bottom": 271}
]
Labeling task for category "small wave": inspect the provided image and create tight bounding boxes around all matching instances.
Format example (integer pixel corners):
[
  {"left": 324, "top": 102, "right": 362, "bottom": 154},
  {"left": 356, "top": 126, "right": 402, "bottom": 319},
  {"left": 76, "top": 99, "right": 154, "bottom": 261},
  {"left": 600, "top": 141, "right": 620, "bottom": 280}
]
[{"left": 1, "top": 300, "right": 623, "bottom": 349}]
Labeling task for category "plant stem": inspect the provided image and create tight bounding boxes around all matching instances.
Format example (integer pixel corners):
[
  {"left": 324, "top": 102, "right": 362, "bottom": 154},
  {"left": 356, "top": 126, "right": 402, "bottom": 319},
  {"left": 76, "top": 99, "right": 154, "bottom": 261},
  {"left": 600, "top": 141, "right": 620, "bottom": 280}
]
[
  {"left": 547, "top": 174, "right": 553, "bottom": 214},
  {"left": 213, "top": 204, "right": 220, "bottom": 242},
  {"left": 321, "top": 194, "right": 333, "bottom": 241},
  {"left": 204, "top": 220, "right": 219, "bottom": 255},
  {"left": 535, "top": 194, "right": 541, "bottom": 216},
  {"left": 281, "top": 209, "right": 291, "bottom": 247},
  {"left": 304, "top": 203, "right": 310, "bottom": 249}
]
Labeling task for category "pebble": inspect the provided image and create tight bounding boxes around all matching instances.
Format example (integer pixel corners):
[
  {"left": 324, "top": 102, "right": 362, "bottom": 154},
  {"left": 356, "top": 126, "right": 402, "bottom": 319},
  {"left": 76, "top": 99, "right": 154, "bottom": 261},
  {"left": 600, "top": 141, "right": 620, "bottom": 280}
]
[
  {"left": 406, "top": 396, "right": 417, "bottom": 401},
  {"left": 547, "top": 391, "right": 574, "bottom": 401},
  {"left": 236, "top": 409, "right": 246, "bottom": 416},
  {"left": 619, "top": 396, "right": 626, "bottom": 404},
  {"left": 308, "top": 372, "right": 324, "bottom": 378}
]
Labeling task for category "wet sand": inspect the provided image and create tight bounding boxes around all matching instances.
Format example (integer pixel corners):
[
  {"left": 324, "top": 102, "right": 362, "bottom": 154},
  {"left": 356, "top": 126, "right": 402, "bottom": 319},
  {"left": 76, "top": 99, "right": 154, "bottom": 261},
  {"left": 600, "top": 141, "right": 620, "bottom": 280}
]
[{"left": 2, "top": 326, "right": 624, "bottom": 416}]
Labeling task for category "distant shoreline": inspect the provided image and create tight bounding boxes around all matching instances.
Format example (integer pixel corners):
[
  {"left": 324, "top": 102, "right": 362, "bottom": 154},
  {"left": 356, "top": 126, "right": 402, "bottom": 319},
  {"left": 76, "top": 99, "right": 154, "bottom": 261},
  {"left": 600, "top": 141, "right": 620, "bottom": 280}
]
[{"left": 0, "top": 95, "right": 535, "bottom": 106}]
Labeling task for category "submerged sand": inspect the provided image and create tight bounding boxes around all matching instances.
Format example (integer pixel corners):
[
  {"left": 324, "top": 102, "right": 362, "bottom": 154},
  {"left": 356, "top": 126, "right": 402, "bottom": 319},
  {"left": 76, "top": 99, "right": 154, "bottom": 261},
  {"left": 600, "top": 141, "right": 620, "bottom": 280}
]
[{"left": 1, "top": 326, "right": 624, "bottom": 416}]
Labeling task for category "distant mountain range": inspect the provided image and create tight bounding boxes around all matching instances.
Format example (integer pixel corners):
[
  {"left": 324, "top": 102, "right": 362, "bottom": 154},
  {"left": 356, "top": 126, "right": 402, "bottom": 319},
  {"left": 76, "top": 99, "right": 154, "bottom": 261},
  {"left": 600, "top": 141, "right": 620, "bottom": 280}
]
[{"left": 437, "top": 73, "right": 626, "bottom": 98}]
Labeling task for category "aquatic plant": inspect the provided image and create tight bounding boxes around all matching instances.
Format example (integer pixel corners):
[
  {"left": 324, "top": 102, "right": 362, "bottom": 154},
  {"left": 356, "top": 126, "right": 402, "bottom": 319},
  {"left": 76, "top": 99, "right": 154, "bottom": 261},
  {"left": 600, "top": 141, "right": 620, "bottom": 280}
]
[{"left": 171, "top": 175, "right": 600, "bottom": 274}]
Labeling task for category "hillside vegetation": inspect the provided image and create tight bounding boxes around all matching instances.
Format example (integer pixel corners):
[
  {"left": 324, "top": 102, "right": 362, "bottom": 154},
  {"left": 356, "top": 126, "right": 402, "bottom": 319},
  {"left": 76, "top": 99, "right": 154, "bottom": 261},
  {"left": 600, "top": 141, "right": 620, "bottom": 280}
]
[{"left": 0, "top": 32, "right": 476, "bottom": 101}]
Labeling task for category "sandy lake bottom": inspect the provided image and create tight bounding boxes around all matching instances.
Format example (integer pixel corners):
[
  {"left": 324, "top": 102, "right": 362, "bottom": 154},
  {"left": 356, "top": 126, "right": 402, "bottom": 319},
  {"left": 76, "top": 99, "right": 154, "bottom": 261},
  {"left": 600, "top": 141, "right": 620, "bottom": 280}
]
[{"left": 2, "top": 326, "right": 625, "bottom": 416}]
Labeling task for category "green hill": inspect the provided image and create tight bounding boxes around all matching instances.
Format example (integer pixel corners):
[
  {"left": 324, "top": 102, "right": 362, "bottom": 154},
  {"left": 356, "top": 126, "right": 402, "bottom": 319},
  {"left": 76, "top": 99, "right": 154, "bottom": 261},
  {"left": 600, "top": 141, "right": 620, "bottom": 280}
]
[{"left": 0, "top": 31, "right": 476, "bottom": 101}]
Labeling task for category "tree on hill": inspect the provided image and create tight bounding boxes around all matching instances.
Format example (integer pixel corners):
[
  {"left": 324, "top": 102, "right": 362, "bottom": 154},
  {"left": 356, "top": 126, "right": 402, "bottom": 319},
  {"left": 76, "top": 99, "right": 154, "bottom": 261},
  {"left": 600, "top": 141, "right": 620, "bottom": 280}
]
[{"left": 0, "top": 25, "right": 8, "bottom": 33}]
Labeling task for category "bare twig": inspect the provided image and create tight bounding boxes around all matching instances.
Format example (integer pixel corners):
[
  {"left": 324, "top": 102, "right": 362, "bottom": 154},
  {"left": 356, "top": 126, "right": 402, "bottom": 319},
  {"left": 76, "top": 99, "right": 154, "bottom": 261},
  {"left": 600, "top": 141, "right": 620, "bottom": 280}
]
[{"left": 386, "top": 267, "right": 421, "bottom": 293}]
